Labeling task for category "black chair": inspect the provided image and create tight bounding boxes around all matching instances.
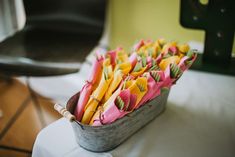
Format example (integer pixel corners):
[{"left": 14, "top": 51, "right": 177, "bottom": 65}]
[
  {"left": 0, "top": 0, "right": 107, "bottom": 76},
  {"left": 0, "top": 0, "right": 107, "bottom": 154},
  {"left": 180, "top": 0, "right": 235, "bottom": 75}
]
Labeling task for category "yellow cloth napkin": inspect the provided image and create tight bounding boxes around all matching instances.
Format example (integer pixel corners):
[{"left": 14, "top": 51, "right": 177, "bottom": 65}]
[
  {"left": 116, "top": 50, "right": 129, "bottom": 63},
  {"left": 130, "top": 61, "right": 148, "bottom": 77},
  {"left": 89, "top": 86, "right": 122, "bottom": 125},
  {"left": 159, "top": 56, "right": 180, "bottom": 70},
  {"left": 103, "top": 61, "right": 132, "bottom": 103},
  {"left": 81, "top": 65, "right": 113, "bottom": 124},
  {"left": 125, "top": 77, "right": 148, "bottom": 108}
]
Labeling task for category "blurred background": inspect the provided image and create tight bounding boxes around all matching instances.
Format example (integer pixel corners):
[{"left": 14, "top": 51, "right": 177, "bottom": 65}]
[
  {"left": 1, "top": 0, "right": 234, "bottom": 52},
  {"left": 0, "top": 0, "right": 234, "bottom": 157}
]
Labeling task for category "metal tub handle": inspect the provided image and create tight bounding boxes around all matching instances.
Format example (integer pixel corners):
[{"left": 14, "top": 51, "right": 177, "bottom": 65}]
[{"left": 54, "top": 103, "right": 75, "bottom": 122}]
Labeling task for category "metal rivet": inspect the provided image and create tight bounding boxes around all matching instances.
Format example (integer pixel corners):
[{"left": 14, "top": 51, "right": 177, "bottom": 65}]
[
  {"left": 217, "top": 32, "right": 222, "bottom": 38},
  {"left": 220, "top": 8, "right": 226, "bottom": 13},
  {"left": 193, "top": 16, "right": 198, "bottom": 21},
  {"left": 214, "top": 50, "right": 220, "bottom": 56}
]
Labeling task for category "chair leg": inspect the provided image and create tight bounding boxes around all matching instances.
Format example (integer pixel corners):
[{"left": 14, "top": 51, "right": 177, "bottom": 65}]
[
  {"left": 0, "top": 73, "right": 13, "bottom": 84},
  {"left": 26, "top": 77, "right": 46, "bottom": 127}
]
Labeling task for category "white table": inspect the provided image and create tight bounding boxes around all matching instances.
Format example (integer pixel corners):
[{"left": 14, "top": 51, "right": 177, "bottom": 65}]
[{"left": 32, "top": 70, "right": 235, "bottom": 157}]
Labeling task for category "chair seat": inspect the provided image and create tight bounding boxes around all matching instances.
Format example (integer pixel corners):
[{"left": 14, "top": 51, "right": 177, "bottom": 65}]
[{"left": 0, "top": 27, "right": 100, "bottom": 76}]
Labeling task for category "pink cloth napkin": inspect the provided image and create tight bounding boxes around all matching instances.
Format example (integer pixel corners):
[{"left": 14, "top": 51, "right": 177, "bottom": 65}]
[
  {"left": 178, "top": 53, "right": 197, "bottom": 71},
  {"left": 92, "top": 89, "right": 137, "bottom": 126},
  {"left": 148, "top": 71, "right": 165, "bottom": 100},
  {"left": 74, "top": 56, "right": 104, "bottom": 121},
  {"left": 128, "top": 52, "right": 138, "bottom": 68},
  {"left": 133, "top": 40, "right": 145, "bottom": 51}
]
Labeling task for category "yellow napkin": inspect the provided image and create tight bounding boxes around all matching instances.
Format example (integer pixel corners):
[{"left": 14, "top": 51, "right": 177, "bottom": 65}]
[
  {"left": 159, "top": 56, "right": 180, "bottom": 70},
  {"left": 81, "top": 65, "right": 113, "bottom": 124},
  {"left": 178, "top": 44, "right": 190, "bottom": 58},
  {"left": 115, "top": 62, "right": 132, "bottom": 75},
  {"left": 130, "top": 60, "right": 147, "bottom": 77},
  {"left": 103, "top": 70, "right": 123, "bottom": 102},
  {"left": 125, "top": 77, "right": 148, "bottom": 108},
  {"left": 161, "top": 41, "right": 177, "bottom": 55},
  {"left": 116, "top": 50, "right": 129, "bottom": 63},
  {"left": 103, "top": 61, "right": 132, "bottom": 103},
  {"left": 178, "top": 44, "right": 189, "bottom": 54},
  {"left": 89, "top": 87, "right": 122, "bottom": 125}
]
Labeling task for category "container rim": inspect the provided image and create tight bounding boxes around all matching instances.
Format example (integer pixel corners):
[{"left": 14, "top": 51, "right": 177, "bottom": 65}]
[{"left": 65, "top": 88, "right": 170, "bottom": 130}]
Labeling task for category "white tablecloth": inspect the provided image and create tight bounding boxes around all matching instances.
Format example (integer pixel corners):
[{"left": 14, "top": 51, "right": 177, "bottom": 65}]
[{"left": 32, "top": 70, "right": 235, "bottom": 157}]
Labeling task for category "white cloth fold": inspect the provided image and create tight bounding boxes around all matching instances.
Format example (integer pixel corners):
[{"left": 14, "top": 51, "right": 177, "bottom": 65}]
[{"left": 32, "top": 70, "right": 235, "bottom": 157}]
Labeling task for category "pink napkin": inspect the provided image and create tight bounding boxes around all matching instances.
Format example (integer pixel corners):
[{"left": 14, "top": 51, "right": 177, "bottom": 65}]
[
  {"left": 107, "top": 50, "right": 117, "bottom": 68},
  {"left": 134, "top": 40, "right": 145, "bottom": 51},
  {"left": 163, "top": 52, "right": 197, "bottom": 89},
  {"left": 87, "top": 55, "right": 104, "bottom": 84},
  {"left": 178, "top": 53, "right": 197, "bottom": 71},
  {"left": 135, "top": 71, "right": 165, "bottom": 108},
  {"left": 91, "top": 89, "right": 137, "bottom": 126},
  {"left": 156, "top": 53, "right": 163, "bottom": 64},
  {"left": 128, "top": 52, "right": 138, "bottom": 68},
  {"left": 163, "top": 64, "right": 176, "bottom": 88},
  {"left": 74, "top": 56, "right": 104, "bottom": 121},
  {"left": 135, "top": 73, "right": 155, "bottom": 108},
  {"left": 74, "top": 84, "right": 92, "bottom": 121},
  {"left": 146, "top": 56, "right": 153, "bottom": 69},
  {"left": 148, "top": 71, "right": 165, "bottom": 100},
  {"left": 168, "top": 46, "right": 178, "bottom": 55}
]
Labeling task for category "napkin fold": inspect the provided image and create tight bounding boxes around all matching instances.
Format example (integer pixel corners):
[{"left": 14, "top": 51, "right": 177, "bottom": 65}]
[
  {"left": 104, "top": 62, "right": 132, "bottom": 102},
  {"left": 81, "top": 65, "right": 113, "bottom": 124},
  {"left": 136, "top": 71, "right": 165, "bottom": 108},
  {"left": 90, "top": 89, "right": 137, "bottom": 126},
  {"left": 125, "top": 77, "right": 148, "bottom": 108},
  {"left": 73, "top": 39, "right": 197, "bottom": 125},
  {"left": 74, "top": 56, "right": 104, "bottom": 121}
]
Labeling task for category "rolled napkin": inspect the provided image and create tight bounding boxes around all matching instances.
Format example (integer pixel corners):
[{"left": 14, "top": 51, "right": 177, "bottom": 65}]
[
  {"left": 125, "top": 77, "right": 148, "bottom": 108},
  {"left": 90, "top": 88, "right": 137, "bottom": 126},
  {"left": 163, "top": 63, "right": 182, "bottom": 88},
  {"left": 106, "top": 50, "right": 117, "bottom": 68},
  {"left": 74, "top": 55, "right": 104, "bottom": 121},
  {"left": 135, "top": 72, "right": 156, "bottom": 109},
  {"left": 161, "top": 41, "right": 177, "bottom": 56},
  {"left": 163, "top": 50, "right": 197, "bottom": 88},
  {"left": 72, "top": 39, "right": 197, "bottom": 125},
  {"left": 135, "top": 39, "right": 165, "bottom": 58},
  {"left": 159, "top": 55, "right": 180, "bottom": 71},
  {"left": 103, "top": 70, "right": 123, "bottom": 103},
  {"left": 116, "top": 49, "right": 129, "bottom": 63},
  {"left": 87, "top": 55, "right": 104, "bottom": 84},
  {"left": 104, "top": 62, "right": 132, "bottom": 102},
  {"left": 74, "top": 84, "right": 92, "bottom": 121},
  {"left": 178, "top": 44, "right": 190, "bottom": 58},
  {"left": 128, "top": 52, "right": 138, "bottom": 68},
  {"left": 81, "top": 65, "right": 113, "bottom": 124},
  {"left": 130, "top": 56, "right": 148, "bottom": 77},
  {"left": 134, "top": 39, "right": 145, "bottom": 51},
  {"left": 178, "top": 49, "right": 197, "bottom": 71},
  {"left": 149, "top": 71, "right": 165, "bottom": 100},
  {"left": 115, "top": 62, "right": 132, "bottom": 75},
  {"left": 136, "top": 70, "right": 165, "bottom": 109}
]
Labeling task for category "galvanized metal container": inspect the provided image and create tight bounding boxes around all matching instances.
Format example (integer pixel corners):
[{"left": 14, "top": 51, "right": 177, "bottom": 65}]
[{"left": 55, "top": 89, "right": 169, "bottom": 152}]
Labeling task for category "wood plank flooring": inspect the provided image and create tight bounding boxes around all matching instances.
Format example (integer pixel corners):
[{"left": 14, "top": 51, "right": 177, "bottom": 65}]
[{"left": 0, "top": 78, "right": 61, "bottom": 157}]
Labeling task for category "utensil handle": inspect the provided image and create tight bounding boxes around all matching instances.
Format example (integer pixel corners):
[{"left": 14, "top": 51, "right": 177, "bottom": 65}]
[{"left": 54, "top": 103, "right": 75, "bottom": 122}]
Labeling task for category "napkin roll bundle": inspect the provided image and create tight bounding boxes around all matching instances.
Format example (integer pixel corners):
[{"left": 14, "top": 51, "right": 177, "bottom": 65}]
[{"left": 74, "top": 39, "right": 197, "bottom": 126}]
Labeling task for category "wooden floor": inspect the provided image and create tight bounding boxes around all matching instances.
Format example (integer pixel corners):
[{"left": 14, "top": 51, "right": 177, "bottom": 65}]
[{"left": 0, "top": 78, "right": 61, "bottom": 157}]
